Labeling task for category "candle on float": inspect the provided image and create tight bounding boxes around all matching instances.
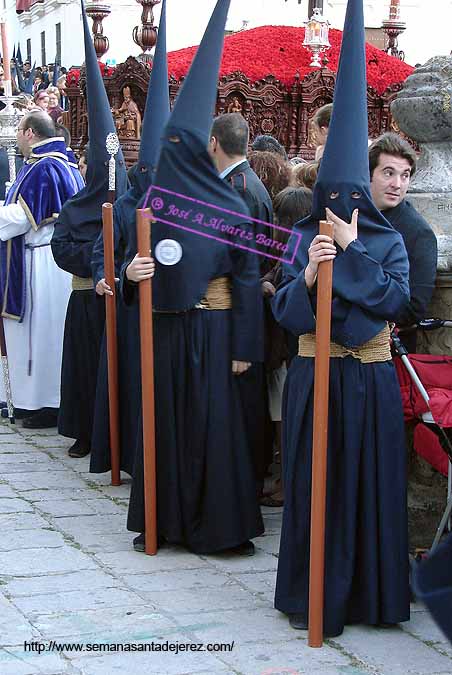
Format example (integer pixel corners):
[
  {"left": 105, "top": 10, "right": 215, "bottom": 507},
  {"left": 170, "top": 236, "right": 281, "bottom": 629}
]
[
  {"left": 390, "top": 0, "right": 400, "bottom": 20},
  {"left": 0, "top": 22, "right": 12, "bottom": 95},
  {"left": 0, "top": 23, "right": 10, "bottom": 81}
]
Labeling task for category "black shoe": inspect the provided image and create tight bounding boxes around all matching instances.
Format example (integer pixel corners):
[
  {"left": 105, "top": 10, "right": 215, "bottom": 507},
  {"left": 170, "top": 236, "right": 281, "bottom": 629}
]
[
  {"left": 289, "top": 613, "right": 308, "bottom": 630},
  {"left": 377, "top": 622, "right": 398, "bottom": 629},
  {"left": 133, "top": 533, "right": 145, "bottom": 552},
  {"left": 68, "top": 440, "right": 91, "bottom": 458},
  {"left": 6, "top": 408, "right": 33, "bottom": 420},
  {"left": 22, "top": 408, "right": 58, "bottom": 429},
  {"left": 133, "top": 533, "right": 165, "bottom": 552},
  {"left": 288, "top": 614, "right": 343, "bottom": 638},
  {"left": 228, "top": 540, "right": 255, "bottom": 556}
]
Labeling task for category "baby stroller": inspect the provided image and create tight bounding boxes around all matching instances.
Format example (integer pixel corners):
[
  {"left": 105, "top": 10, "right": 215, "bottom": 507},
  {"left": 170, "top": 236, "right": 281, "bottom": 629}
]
[{"left": 392, "top": 319, "right": 452, "bottom": 553}]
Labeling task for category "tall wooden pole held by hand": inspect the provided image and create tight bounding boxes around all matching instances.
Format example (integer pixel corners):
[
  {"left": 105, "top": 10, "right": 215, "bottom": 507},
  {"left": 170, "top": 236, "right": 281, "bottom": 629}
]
[
  {"left": 102, "top": 203, "right": 121, "bottom": 486},
  {"left": 136, "top": 208, "right": 157, "bottom": 555},
  {"left": 308, "top": 219, "right": 334, "bottom": 648}
]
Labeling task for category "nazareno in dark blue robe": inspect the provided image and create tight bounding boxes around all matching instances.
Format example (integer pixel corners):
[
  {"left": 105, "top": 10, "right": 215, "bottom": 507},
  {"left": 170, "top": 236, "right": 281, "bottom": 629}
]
[
  {"left": 90, "top": 0, "right": 169, "bottom": 476},
  {"left": 122, "top": 0, "right": 264, "bottom": 552},
  {"left": 51, "top": 0, "right": 127, "bottom": 445},
  {"left": 51, "top": 210, "right": 106, "bottom": 444},
  {"left": 125, "top": 305, "right": 265, "bottom": 554},
  {"left": 412, "top": 532, "right": 452, "bottom": 643},
  {"left": 90, "top": 177, "right": 142, "bottom": 476},
  {"left": 272, "top": 204, "right": 412, "bottom": 635},
  {"left": 122, "top": 141, "right": 265, "bottom": 551},
  {"left": 272, "top": 0, "right": 412, "bottom": 636}
]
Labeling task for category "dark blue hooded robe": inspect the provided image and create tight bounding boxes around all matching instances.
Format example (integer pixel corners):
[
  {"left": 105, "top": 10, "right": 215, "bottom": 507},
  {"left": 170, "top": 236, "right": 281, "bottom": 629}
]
[
  {"left": 272, "top": 0, "right": 411, "bottom": 635},
  {"left": 51, "top": 0, "right": 127, "bottom": 446},
  {"left": 89, "top": 0, "right": 170, "bottom": 477},
  {"left": 412, "top": 532, "right": 452, "bottom": 644},
  {"left": 123, "top": 0, "right": 264, "bottom": 553},
  {"left": 89, "top": 168, "right": 143, "bottom": 475}
]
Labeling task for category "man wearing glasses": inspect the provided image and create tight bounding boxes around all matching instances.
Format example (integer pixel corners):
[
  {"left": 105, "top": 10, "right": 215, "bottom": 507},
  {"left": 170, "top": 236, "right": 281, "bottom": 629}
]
[{"left": 0, "top": 111, "right": 78, "bottom": 428}]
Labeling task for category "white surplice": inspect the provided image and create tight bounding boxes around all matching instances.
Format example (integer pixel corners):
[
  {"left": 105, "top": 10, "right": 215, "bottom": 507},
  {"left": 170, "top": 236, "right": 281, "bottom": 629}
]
[{"left": 0, "top": 204, "right": 72, "bottom": 410}]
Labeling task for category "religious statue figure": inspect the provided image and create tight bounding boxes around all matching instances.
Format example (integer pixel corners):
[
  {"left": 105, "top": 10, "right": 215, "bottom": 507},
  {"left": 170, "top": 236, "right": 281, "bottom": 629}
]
[
  {"left": 227, "top": 96, "right": 243, "bottom": 114},
  {"left": 112, "top": 86, "right": 142, "bottom": 139}
]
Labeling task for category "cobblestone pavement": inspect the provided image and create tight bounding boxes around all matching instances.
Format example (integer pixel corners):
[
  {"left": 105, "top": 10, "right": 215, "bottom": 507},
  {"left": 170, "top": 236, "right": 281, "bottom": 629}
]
[{"left": 1, "top": 421, "right": 451, "bottom": 675}]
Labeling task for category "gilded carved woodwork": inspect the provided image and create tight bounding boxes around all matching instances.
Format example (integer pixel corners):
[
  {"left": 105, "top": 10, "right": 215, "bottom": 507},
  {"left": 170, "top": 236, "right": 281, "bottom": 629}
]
[{"left": 67, "top": 59, "right": 402, "bottom": 166}]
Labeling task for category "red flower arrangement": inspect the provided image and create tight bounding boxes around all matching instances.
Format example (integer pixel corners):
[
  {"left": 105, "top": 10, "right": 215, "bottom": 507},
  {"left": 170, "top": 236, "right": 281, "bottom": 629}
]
[
  {"left": 66, "top": 61, "right": 115, "bottom": 86},
  {"left": 66, "top": 69, "right": 80, "bottom": 86},
  {"left": 67, "top": 25, "right": 413, "bottom": 95},
  {"left": 167, "top": 25, "right": 413, "bottom": 95}
]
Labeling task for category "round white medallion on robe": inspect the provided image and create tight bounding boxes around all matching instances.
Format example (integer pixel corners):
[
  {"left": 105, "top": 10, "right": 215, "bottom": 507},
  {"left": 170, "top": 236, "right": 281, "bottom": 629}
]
[{"left": 155, "top": 239, "right": 183, "bottom": 266}]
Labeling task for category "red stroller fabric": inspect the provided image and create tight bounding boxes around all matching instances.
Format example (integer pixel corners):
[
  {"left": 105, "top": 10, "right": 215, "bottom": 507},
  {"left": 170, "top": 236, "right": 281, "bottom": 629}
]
[
  {"left": 394, "top": 354, "right": 452, "bottom": 478},
  {"left": 414, "top": 424, "right": 449, "bottom": 477}
]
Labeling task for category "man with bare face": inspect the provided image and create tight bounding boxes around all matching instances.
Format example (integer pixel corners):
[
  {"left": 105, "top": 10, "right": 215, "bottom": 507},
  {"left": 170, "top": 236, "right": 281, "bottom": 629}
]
[{"left": 369, "top": 133, "right": 438, "bottom": 351}]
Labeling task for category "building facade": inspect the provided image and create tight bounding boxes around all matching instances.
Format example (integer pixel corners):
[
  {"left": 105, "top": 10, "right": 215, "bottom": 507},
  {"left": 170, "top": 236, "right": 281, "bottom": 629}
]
[
  {"left": 5, "top": 0, "right": 452, "bottom": 69},
  {"left": 8, "top": 0, "right": 141, "bottom": 67}
]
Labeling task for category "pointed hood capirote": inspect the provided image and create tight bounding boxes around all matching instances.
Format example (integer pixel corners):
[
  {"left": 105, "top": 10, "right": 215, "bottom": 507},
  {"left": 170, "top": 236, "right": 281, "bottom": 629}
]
[
  {"left": 52, "top": 0, "right": 127, "bottom": 243},
  {"left": 52, "top": 58, "right": 60, "bottom": 87},
  {"left": 134, "top": 0, "right": 169, "bottom": 194},
  {"left": 167, "top": 0, "right": 229, "bottom": 146},
  {"left": 14, "top": 60, "right": 26, "bottom": 92},
  {"left": 24, "top": 64, "right": 35, "bottom": 95},
  {"left": 81, "top": 0, "right": 127, "bottom": 195},
  {"left": 107, "top": 0, "right": 170, "bottom": 265},
  {"left": 95, "top": 0, "right": 170, "bottom": 287},
  {"left": 311, "top": 0, "right": 392, "bottom": 232},
  {"left": 148, "top": 0, "right": 260, "bottom": 313},
  {"left": 278, "top": 0, "right": 409, "bottom": 347}
]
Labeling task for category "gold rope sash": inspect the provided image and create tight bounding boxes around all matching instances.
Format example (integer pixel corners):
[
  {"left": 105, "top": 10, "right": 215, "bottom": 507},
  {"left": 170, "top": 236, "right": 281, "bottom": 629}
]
[
  {"left": 72, "top": 275, "right": 94, "bottom": 291},
  {"left": 298, "top": 324, "right": 391, "bottom": 364},
  {"left": 195, "top": 276, "right": 232, "bottom": 310}
]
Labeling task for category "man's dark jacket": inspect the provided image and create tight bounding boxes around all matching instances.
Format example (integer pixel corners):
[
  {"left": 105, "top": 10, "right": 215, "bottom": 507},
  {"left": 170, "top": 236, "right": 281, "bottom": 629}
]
[
  {"left": 225, "top": 158, "right": 274, "bottom": 488},
  {"left": 225, "top": 159, "right": 273, "bottom": 237},
  {"left": 384, "top": 199, "right": 437, "bottom": 327}
]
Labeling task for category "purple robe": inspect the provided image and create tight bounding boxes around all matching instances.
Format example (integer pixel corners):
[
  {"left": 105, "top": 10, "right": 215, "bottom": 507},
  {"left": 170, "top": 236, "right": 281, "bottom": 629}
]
[{"left": 0, "top": 138, "right": 78, "bottom": 321}]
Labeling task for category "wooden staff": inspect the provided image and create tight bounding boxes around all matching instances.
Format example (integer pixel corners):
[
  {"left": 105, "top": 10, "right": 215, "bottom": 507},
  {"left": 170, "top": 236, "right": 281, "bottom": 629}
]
[
  {"left": 308, "top": 219, "right": 334, "bottom": 648},
  {"left": 136, "top": 207, "right": 157, "bottom": 555},
  {"left": 102, "top": 203, "right": 120, "bottom": 486},
  {"left": 103, "top": 133, "right": 121, "bottom": 485}
]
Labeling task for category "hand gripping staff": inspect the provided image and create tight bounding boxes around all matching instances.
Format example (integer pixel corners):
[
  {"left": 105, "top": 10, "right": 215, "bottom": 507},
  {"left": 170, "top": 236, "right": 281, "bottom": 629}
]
[
  {"left": 102, "top": 132, "right": 121, "bottom": 486},
  {"left": 308, "top": 220, "right": 334, "bottom": 648}
]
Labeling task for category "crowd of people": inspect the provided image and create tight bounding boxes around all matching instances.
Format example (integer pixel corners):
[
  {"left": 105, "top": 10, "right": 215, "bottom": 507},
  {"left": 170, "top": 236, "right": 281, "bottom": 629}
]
[
  {"left": 1, "top": 0, "right": 449, "bottom": 644},
  {"left": 0, "top": 55, "right": 69, "bottom": 122}
]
